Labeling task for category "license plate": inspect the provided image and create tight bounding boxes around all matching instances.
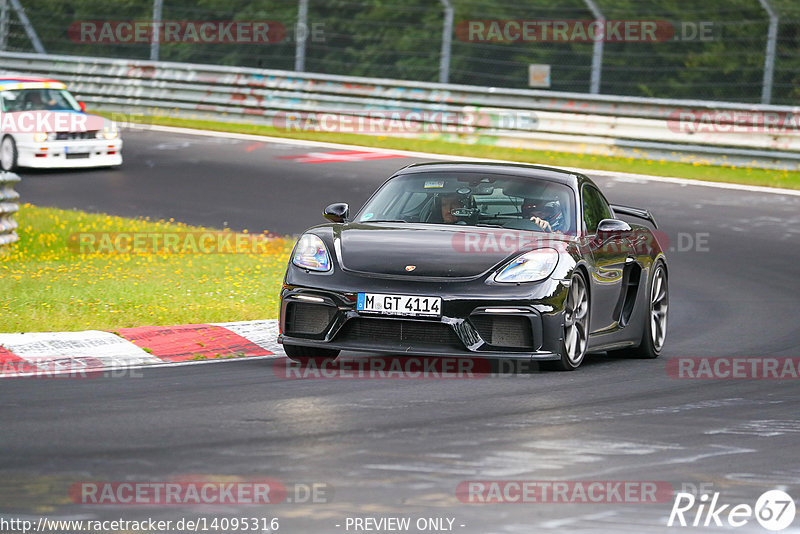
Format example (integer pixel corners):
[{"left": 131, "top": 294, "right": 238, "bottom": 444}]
[{"left": 357, "top": 293, "right": 441, "bottom": 317}]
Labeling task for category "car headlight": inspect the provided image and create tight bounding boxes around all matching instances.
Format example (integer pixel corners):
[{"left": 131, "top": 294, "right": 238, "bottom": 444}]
[
  {"left": 33, "top": 132, "right": 50, "bottom": 142},
  {"left": 494, "top": 248, "right": 559, "bottom": 283},
  {"left": 292, "top": 234, "right": 331, "bottom": 271},
  {"left": 97, "top": 128, "right": 119, "bottom": 141}
]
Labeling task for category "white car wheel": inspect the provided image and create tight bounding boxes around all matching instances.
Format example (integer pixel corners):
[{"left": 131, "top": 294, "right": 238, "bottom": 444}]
[{"left": 1, "top": 136, "right": 18, "bottom": 172}]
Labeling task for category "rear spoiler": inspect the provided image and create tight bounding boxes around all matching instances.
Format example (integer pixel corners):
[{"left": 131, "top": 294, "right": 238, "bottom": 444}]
[{"left": 610, "top": 204, "right": 658, "bottom": 229}]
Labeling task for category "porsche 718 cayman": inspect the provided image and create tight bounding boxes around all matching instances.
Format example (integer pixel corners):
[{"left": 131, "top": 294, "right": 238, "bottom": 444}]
[{"left": 278, "top": 162, "right": 668, "bottom": 371}]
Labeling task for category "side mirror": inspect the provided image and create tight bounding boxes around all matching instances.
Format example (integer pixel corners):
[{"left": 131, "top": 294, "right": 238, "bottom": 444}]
[
  {"left": 78, "top": 101, "right": 87, "bottom": 112},
  {"left": 596, "top": 218, "right": 632, "bottom": 238},
  {"left": 323, "top": 202, "right": 349, "bottom": 223}
]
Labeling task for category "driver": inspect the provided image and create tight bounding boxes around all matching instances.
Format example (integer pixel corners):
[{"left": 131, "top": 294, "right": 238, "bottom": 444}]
[
  {"left": 437, "top": 193, "right": 478, "bottom": 225},
  {"left": 440, "top": 193, "right": 466, "bottom": 224},
  {"left": 25, "top": 91, "right": 57, "bottom": 110},
  {"left": 522, "top": 198, "right": 566, "bottom": 233}
]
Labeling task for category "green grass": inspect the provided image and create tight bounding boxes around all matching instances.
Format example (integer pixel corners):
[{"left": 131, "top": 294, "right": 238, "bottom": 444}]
[
  {"left": 117, "top": 114, "right": 800, "bottom": 190},
  {"left": 0, "top": 204, "right": 293, "bottom": 333}
]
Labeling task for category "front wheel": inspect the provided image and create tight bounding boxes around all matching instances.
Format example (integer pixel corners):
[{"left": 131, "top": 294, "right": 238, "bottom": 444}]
[
  {"left": 282, "top": 343, "right": 340, "bottom": 363},
  {"left": 1, "top": 136, "right": 18, "bottom": 172},
  {"left": 549, "top": 271, "right": 590, "bottom": 371}
]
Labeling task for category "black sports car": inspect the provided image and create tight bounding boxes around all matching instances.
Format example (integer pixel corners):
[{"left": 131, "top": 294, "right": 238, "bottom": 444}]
[{"left": 278, "top": 162, "right": 668, "bottom": 370}]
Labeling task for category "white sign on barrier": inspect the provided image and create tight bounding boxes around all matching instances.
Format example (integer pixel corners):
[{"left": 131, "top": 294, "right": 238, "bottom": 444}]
[{"left": 529, "top": 64, "right": 551, "bottom": 88}]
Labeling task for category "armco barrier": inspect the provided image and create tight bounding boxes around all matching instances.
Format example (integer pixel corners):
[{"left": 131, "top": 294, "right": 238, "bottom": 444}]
[
  {"left": 0, "top": 171, "right": 20, "bottom": 247},
  {"left": 1, "top": 51, "right": 799, "bottom": 170}
]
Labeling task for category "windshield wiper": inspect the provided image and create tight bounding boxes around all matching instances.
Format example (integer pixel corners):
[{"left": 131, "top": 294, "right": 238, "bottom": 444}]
[
  {"left": 475, "top": 223, "right": 504, "bottom": 228},
  {"left": 367, "top": 219, "right": 407, "bottom": 223}
]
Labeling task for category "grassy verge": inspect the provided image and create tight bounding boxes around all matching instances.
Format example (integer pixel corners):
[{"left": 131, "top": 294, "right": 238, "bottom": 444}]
[
  {"left": 0, "top": 204, "right": 292, "bottom": 333},
  {"left": 117, "top": 114, "right": 800, "bottom": 190}
]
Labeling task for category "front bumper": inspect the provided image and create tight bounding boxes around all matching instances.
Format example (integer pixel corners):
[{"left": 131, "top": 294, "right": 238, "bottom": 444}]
[
  {"left": 16, "top": 138, "right": 122, "bottom": 168},
  {"left": 279, "top": 270, "right": 568, "bottom": 361}
]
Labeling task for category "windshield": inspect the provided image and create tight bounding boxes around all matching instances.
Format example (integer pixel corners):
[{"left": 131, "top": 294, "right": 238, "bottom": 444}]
[
  {"left": 356, "top": 172, "right": 577, "bottom": 234},
  {"left": 0, "top": 88, "right": 81, "bottom": 112}
]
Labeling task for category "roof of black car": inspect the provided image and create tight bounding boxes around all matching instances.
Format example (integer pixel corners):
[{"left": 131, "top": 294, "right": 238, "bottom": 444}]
[{"left": 396, "top": 161, "right": 583, "bottom": 185}]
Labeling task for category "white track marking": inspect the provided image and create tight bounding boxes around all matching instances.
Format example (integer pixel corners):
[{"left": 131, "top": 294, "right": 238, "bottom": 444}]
[
  {"left": 0, "top": 321, "right": 285, "bottom": 377},
  {"left": 211, "top": 319, "right": 283, "bottom": 354},
  {"left": 0, "top": 330, "right": 161, "bottom": 376},
  {"left": 131, "top": 123, "right": 800, "bottom": 197}
]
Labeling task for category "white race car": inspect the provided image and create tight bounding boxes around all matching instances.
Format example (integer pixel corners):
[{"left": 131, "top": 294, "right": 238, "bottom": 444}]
[{"left": 0, "top": 76, "right": 122, "bottom": 171}]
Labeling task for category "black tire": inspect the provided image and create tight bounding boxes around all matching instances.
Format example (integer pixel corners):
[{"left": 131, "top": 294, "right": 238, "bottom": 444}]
[
  {"left": 1, "top": 136, "right": 18, "bottom": 172},
  {"left": 609, "top": 261, "right": 668, "bottom": 359},
  {"left": 282, "top": 343, "right": 340, "bottom": 363},
  {"left": 548, "top": 270, "right": 590, "bottom": 371}
]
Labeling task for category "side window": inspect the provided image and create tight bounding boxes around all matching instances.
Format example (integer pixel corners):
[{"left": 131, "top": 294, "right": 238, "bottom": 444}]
[{"left": 582, "top": 185, "right": 612, "bottom": 234}]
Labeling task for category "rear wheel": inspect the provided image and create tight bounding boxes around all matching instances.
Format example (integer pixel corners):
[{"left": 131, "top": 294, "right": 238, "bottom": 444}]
[
  {"left": 610, "top": 261, "right": 668, "bottom": 359},
  {"left": 1, "top": 136, "right": 18, "bottom": 172},
  {"left": 282, "top": 343, "right": 340, "bottom": 363},
  {"left": 550, "top": 271, "right": 590, "bottom": 371}
]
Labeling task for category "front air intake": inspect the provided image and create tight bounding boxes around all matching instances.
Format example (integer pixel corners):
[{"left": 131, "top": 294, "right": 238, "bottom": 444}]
[
  {"left": 470, "top": 315, "right": 534, "bottom": 349},
  {"left": 336, "top": 318, "right": 463, "bottom": 349},
  {"left": 284, "top": 302, "right": 336, "bottom": 336}
]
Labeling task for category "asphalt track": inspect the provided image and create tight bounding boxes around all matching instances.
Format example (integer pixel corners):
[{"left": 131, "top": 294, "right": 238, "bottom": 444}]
[{"left": 3, "top": 128, "right": 800, "bottom": 533}]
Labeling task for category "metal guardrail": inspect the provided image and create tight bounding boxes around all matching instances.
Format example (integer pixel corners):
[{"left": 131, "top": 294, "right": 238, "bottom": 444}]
[
  {"left": 1, "top": 51, "right": 799, "bottom": 170},
  {"left": 0, "top": 171, "right": 20, "bottom": 247}
]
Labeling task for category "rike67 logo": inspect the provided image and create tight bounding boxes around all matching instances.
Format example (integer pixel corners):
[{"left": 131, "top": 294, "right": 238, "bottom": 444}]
[{"left": 668, "top": 490, "right": 796, "bottom": 531}]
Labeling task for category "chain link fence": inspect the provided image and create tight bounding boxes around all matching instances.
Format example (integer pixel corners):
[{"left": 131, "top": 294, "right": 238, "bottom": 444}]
[{"left": 1, "top": 0, "right": 798, "bottom": 105}]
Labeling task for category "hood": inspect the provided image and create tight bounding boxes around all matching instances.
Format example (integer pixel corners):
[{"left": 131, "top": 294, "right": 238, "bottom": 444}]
[{"left": 334, "top": 222, "right": 566, "bottom": 278}]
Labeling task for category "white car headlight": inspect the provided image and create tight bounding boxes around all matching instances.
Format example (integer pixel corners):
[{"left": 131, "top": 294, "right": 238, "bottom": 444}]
[
  {"left": 102, "top": 129, "right": 118, "bottom": 140},
  {"left": 33, "top": 132, "right": 49, "bottom": 142},
  {"left": 494, "top": 248, "right": 559, "bottom": 283},
  {"left": 292, "top": 234, "right": 332, "bottom": 272}
]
